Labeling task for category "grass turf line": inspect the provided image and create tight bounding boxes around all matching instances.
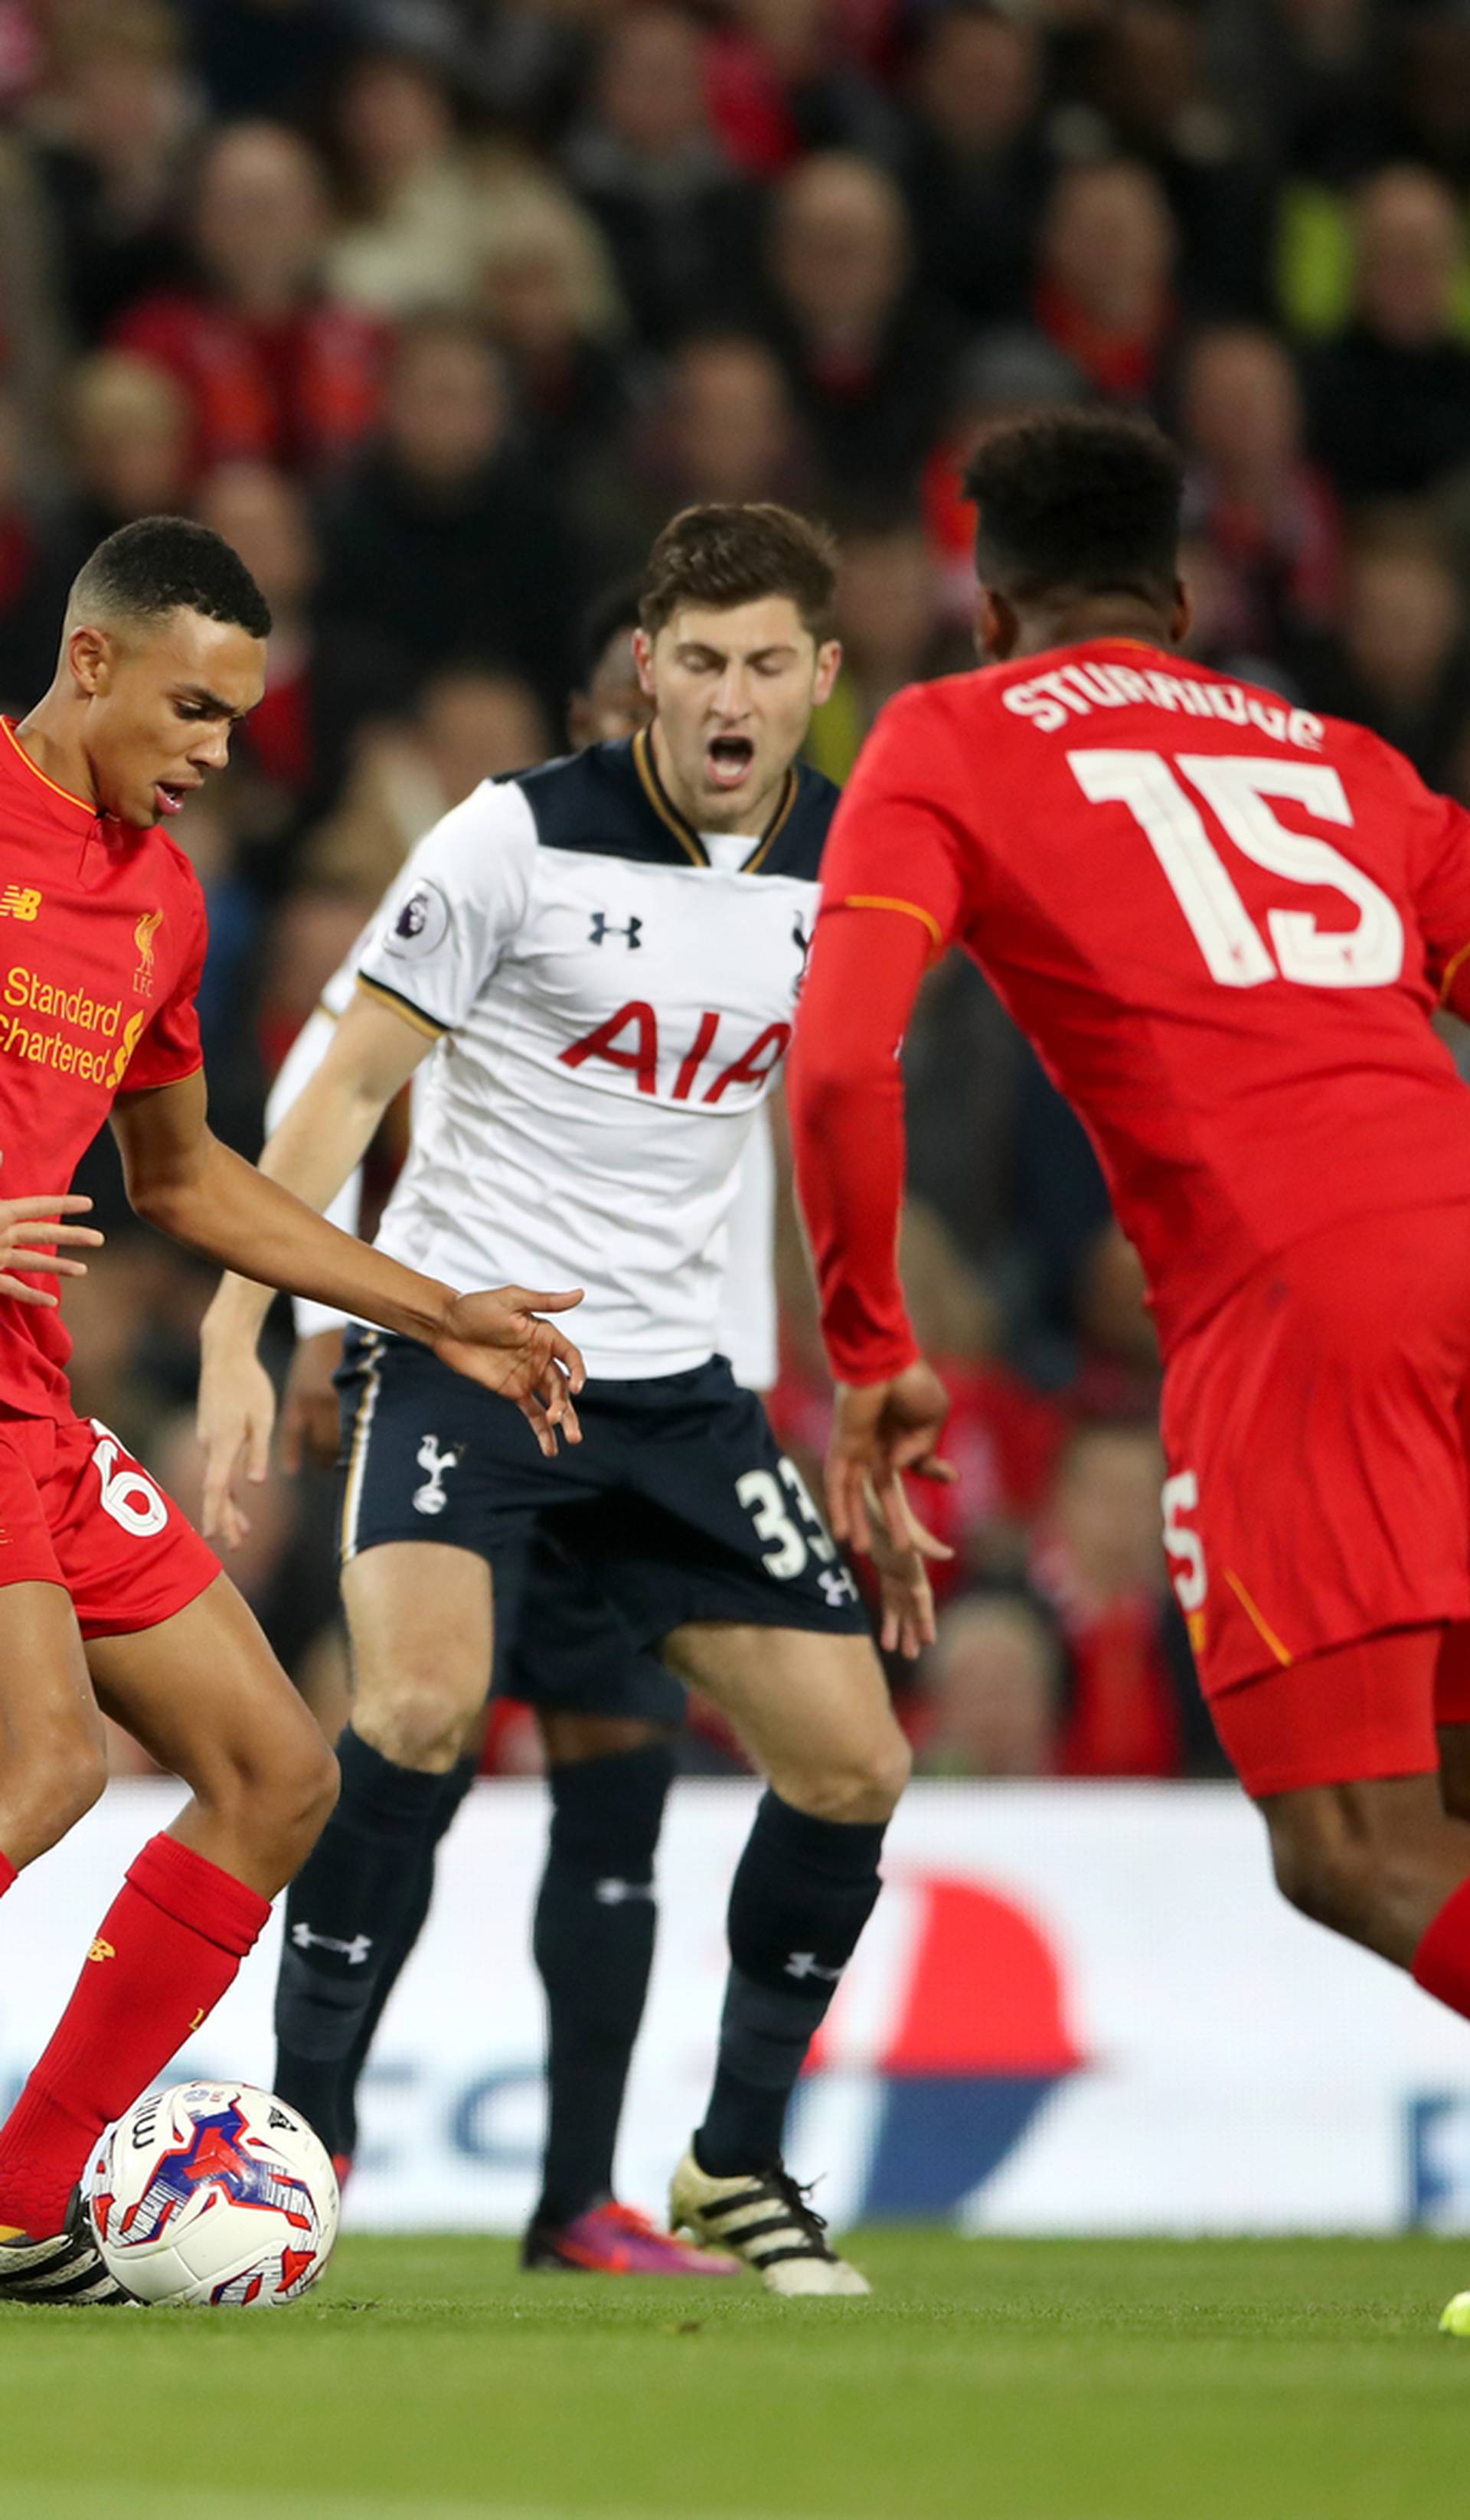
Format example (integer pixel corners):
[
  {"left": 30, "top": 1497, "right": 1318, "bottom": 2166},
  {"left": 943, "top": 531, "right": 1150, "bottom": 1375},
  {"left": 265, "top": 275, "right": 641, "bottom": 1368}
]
[{"left": 2, "top": 2231, "right": 1469, "bottom": 2519}]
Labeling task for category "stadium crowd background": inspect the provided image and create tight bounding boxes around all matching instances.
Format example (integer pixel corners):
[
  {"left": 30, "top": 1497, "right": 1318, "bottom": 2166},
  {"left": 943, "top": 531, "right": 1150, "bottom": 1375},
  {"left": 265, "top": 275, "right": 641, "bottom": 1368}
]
[{"left": 2, "top": 0, "right": 1466, "bottom": 1787}]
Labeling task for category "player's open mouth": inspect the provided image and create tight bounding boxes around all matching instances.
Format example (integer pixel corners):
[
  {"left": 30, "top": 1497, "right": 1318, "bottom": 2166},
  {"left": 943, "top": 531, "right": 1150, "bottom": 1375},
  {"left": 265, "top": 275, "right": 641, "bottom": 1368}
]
[
  {"left": 706, "top": 736, "right": 754, "bottom": 791},
  {"left": 153, "top": 782, "right": 191, "bottom": 818}
]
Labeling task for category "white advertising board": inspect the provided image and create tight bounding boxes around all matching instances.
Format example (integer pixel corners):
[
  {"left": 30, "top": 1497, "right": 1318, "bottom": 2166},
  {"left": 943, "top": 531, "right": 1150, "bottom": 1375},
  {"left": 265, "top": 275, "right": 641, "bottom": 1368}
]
[{"left": 5, "top": 1779, "right": 1470, "bottom": 2234}]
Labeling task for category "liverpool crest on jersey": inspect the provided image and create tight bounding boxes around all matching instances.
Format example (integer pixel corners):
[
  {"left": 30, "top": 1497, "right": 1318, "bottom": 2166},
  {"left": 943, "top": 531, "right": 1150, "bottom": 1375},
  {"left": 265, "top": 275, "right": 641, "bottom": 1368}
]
[{"left": 132, "top": 909, "right": 163, "bottom": 997}]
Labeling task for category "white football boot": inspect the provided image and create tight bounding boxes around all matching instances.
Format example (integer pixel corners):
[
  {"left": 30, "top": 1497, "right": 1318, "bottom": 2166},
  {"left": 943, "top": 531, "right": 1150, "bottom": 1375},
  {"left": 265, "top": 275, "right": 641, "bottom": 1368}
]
[
  {"left": 0, "top": 2190, "right": 132, "bottom": 2306},
  {"left": 668, "top": 2148, "right": 870, "bottom": 2296}
]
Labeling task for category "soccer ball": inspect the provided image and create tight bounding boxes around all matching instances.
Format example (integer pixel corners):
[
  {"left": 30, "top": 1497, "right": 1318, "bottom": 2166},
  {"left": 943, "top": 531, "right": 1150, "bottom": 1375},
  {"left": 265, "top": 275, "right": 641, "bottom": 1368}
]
[{"left": 81, "top": 2080, "right": 340, "bottom": 2307}]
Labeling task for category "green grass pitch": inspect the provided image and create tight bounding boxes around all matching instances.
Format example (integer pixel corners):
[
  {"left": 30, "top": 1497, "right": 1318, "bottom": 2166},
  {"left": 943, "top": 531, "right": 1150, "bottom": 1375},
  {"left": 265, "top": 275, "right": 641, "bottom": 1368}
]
[{"left": 4, "top": 2231, "right": 1470, "bottom": 2520}]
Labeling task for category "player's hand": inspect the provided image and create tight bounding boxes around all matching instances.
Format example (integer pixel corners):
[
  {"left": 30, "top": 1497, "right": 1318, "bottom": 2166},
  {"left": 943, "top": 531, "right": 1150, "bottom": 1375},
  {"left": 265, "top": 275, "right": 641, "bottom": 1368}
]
[
  {"left": 0, "top": 1167, "right": 103, "bottom": 1307},
  {"left": 826, "top": 1359, "right": 956, "bottom": 1557},
  {"left": 865, "top": 1476, "right": 945, "bottom": 1660},
  {"left": 196, "top": 1339, "right": 277, "bottom": 1550},
  {"left": 280, "top": 1328, "right": 345, "bottom": 1475},
  {"left": 433, "top": 1286, "right": 586, "bottom": 1457}
]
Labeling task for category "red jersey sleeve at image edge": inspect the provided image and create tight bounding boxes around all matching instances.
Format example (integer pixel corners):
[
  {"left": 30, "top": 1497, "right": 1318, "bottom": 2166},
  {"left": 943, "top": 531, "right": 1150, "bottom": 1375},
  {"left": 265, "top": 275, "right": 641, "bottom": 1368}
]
[
  {"left": 115, "top": 866, "right": 208, "bottom": 1098},
  {"left": 1408, "top": 773, "right": 1470, "bottom": 1020}
]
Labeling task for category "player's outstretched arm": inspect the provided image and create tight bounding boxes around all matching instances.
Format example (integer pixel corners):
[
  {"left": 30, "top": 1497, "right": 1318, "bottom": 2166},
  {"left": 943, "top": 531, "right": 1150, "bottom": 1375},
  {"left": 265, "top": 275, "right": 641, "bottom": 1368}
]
[
  {"left": 789, "top": 899, "right": 956, "bottom": 1554},
  {"left": 112, "top": 1061, "right": 585, "bottom": 1483}
]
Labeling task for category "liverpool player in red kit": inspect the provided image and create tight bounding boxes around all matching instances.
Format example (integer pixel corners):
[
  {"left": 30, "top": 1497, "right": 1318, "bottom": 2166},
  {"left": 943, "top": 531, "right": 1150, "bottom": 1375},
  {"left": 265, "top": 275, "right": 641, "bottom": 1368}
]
[
  {"left": 0, "top": 517, "right": 583, "bottom": 2301},
  {"left": 791, "top": 411, "right": 1470, "bottom": 2135}
]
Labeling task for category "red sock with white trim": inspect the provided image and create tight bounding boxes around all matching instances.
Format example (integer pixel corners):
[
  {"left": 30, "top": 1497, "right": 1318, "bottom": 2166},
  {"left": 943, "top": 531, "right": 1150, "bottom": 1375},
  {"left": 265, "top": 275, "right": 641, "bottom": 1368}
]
[
  {"left": 0, "top": 1833, "right": 269, "bottom": 2238},
  {"left": 1413, "top": 1877, "right": 1470, "bottom": 2017}
]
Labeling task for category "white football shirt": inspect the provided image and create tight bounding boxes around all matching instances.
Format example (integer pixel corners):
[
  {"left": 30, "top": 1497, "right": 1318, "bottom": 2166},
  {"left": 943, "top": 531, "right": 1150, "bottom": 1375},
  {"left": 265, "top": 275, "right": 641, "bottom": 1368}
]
[{"left": 279, "top": 734, "right": 833, "bottom": 1382}]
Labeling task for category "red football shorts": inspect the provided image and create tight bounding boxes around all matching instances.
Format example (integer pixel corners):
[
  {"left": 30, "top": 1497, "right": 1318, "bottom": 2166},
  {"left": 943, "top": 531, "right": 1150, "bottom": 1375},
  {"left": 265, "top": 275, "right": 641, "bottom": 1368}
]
[
  {"left": 0, "top": 1409, "right": 220, "bottom": 1638},
  {"left": 1161, "top": 1203, "right": 1470, "bottom": 1794}
]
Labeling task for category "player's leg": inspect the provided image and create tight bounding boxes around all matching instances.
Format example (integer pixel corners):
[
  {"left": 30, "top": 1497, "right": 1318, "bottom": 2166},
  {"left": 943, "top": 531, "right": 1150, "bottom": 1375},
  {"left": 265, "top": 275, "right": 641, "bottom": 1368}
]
[
  {"left": 1210, "top": 1622, "right": 1470, "bottom": 2022},
  {"left": 524, "top": 1706, "right": 703, "bottom": 2272},
  {"left": 661, "top": 1619, "right": 908, "bottom": 2293},
  {"left": 505, "top": 1518, "right": 720, "bottom": 2275},
  {"left": 0, "top": 1580, "right": 109, "bottom": 1872},
  {"left": 332, "top": 1734, "right": 480, "bottom": 2166},
  {"left": 273, "top": 1537, "right": 492, "bottom": 2165},
  {"left": 582, "top": 1363, "right": 904, "bottom": 2290},
  {"left": 0, "top": 1572, "right": 338, "bottom": 2246}
]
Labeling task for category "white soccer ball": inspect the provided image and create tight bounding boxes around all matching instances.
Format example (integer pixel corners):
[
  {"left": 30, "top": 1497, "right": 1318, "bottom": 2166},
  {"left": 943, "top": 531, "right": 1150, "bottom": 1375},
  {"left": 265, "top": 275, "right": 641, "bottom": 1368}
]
[{"left": 80, "top": 2080, "right": 340, "bottom": 2307}]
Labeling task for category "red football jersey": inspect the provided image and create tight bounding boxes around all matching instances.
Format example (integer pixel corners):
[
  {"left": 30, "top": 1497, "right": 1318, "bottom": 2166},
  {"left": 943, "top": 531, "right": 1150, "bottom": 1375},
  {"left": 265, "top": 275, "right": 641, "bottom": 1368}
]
[
  {"left": 0, "top": 720, "right": 207, "bottom": 1418},
  {"left": 816, "top": 638, "right": 1470, "bottom": 1356}
]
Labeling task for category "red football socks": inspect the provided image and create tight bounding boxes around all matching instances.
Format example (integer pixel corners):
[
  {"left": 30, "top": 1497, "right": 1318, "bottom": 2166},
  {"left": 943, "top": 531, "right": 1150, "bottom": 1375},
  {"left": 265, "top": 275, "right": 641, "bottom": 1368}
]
[
  {"left": 0, "top": 1832, "right": 269, "bottom": 2238},
  {"left": 1413, "top": 1875, "right": 1470, "bottom": 2019}
]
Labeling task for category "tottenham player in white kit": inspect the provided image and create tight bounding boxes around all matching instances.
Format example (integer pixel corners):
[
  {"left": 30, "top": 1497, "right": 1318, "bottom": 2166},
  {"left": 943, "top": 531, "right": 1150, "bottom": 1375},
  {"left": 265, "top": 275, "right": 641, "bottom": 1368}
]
[
  {"left": 198, "top": 508, "right": 920, "bottom": 2295},
  {"left": 212, "top": 592, "right": 795, "bottom": 2279}
]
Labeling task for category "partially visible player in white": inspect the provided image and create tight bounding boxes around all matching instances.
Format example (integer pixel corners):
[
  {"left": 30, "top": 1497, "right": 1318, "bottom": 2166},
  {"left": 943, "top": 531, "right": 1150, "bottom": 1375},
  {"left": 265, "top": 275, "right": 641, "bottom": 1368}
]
[{"left": 198, "top": 511, "right": 934, "bottom": 2294}]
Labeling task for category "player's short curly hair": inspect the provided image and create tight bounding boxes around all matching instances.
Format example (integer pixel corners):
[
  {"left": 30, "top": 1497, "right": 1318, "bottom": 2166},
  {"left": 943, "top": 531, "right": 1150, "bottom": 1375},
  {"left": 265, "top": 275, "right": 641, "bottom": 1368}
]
[
  {"left": 963, "top": 412, "right": 1184, "bottom": 606},
  {"left": 639, "top": 503, "right": 838, "bottom": 644},
  {"left": 69, "top": 515, "right": 272, "bottom": 641}
]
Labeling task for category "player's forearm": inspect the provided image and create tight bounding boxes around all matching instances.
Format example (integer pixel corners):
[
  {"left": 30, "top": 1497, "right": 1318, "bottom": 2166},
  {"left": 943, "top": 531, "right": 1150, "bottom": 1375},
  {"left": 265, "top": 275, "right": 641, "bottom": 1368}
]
[
  {"left": 789, "top": 906, "right": 929, "bottom": 1387},
  {"left": 142, "top": 1138, "right": 453, "bottom": 1347}
]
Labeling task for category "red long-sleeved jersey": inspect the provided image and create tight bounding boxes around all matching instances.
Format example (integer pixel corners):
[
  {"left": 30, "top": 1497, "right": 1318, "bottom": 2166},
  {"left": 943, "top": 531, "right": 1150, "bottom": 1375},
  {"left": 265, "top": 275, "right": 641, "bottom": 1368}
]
[{"left": 790, "top": 638, "right": 1470, "bottom": 1383}]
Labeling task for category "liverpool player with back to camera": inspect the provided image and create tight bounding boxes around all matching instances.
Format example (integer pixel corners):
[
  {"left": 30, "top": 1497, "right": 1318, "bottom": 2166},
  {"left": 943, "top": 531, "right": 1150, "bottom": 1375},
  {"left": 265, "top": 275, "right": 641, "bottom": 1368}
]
[
  {"left": 198, "top": 582, "right": 887, "bottom": 2277},
  {"left": 198, "top": 504, "right": 930, "bottom": 2295},
  {"left": 791, "top": 410, "right": 1470, "bottom": 2225},
  {"left": 0, "top": 517, "right": 586, "bottom": 2304}
]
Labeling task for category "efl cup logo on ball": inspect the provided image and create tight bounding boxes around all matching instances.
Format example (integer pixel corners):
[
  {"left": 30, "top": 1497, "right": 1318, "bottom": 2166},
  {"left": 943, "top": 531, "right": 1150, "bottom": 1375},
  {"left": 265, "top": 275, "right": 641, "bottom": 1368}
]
[{"left": 83, "top": 2080, "right": 340, "bottom": 2307}]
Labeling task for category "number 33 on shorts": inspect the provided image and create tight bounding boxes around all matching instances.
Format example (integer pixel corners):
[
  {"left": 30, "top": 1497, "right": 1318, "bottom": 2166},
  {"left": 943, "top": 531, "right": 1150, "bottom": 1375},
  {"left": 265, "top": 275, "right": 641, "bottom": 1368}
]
[
  {"left": 737, "top": 1457, "right": 860, "bottom": 1608},
  {"left": 1163, "top": 1470, "right": 1207, "bottom": 1650}
]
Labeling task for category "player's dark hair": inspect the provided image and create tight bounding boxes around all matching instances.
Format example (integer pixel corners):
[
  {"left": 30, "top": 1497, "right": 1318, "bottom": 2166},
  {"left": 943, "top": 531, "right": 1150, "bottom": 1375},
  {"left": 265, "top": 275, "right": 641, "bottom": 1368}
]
[
  {"left": 639, "top": 503, "right": 838, "bottom": 643},
  {"left": 577, "top": 577, "right": 643, "bottom": 687},
  {"left": 963, "top": 412, "right": 1184, "bottom": 608},
  {"left": 70, "top": 515, "right": 272, "bottom": 640}
]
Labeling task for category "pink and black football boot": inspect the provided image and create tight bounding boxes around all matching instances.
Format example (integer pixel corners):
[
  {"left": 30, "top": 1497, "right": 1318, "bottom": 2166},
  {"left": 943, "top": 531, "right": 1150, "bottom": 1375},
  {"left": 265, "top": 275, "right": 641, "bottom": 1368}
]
[{"left": 521, "top": 2198, "right": 740, "bottom": 2277}]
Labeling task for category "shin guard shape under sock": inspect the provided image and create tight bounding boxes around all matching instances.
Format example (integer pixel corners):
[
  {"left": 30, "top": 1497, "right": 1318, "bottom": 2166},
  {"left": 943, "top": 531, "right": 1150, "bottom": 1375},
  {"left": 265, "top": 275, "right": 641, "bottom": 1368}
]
[
  {"left": 697, "top": 1790, "right": 885, "bottom": 2178},
  {"left": 273, "top": 1727, "right": 449, "bottom": 2156}
]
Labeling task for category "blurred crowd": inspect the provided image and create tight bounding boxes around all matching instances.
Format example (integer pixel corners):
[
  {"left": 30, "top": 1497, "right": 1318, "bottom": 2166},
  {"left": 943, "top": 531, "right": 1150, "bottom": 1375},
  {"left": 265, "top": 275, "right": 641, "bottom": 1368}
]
[{"left": 11, "top": 0, "right": 1470, "bottom": 1781}]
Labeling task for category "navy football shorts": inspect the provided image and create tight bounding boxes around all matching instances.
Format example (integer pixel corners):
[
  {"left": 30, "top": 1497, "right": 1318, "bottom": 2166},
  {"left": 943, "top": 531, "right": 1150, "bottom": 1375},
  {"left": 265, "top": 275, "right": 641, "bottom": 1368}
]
[{"left": 333, "top": 1333, "right": 871, "bottom": 1691}]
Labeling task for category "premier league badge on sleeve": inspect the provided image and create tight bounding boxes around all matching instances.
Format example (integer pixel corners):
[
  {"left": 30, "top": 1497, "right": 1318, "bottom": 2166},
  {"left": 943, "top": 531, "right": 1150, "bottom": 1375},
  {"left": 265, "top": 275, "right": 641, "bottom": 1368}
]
[{"left": 384, "top": 880, "right": 451, "bottom": 961}]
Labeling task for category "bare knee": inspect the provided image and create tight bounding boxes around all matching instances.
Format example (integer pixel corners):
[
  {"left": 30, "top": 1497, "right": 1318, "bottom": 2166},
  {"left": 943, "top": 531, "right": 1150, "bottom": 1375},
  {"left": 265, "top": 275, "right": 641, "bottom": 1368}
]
[
  {"left": 2, "top": 1716, "right": 107, "bottom": 1865},
  {"left": 197, "top": 1710, "right": 339, "bottom": 1883},
  {"left": 1264, "top": 1781, "right": 1439, "bottom": 1962},
  {"left": 354, "top": 1666, "right": 484, "bottom": 1771},
  {"left": 784, "top": 1723, "right": 912, "bottom": 1826}
]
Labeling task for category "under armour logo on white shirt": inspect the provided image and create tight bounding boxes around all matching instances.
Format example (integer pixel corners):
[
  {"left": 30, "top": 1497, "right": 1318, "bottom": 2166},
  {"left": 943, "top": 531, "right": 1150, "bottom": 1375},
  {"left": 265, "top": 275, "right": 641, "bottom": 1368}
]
[{"left": 589, "top": 911, "right": 643, "bottom": 948}]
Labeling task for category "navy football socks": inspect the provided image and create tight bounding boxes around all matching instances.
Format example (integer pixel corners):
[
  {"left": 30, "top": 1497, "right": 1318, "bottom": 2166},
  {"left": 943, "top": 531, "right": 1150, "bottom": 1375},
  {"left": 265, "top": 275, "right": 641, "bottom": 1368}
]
[
  {"left": 696, "top": 1790, "right": 886, "bottom": 2178},
  {"left": 274, "top": 1730, "right": 475, "bottom": 2159},
  {"left": 532, "top": 1741, "right": 675, "bottom": 2227}
]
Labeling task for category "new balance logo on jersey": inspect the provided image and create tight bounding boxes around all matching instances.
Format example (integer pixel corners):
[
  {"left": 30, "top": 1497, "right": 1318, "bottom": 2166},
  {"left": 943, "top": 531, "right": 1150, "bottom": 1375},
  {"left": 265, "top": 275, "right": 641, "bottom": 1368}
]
[
  {"left": 291, "top": 1924, "right": 372, "bottom": 1965},
  {"left": 589, "top": 912, "right": 642, "bottom": 949},
  {"left": 785, "top": 1952, "right": 844, "bottom": 1983},
  {"left": 413, "top": 1435, "right": 462, "bottom": 1516}
]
